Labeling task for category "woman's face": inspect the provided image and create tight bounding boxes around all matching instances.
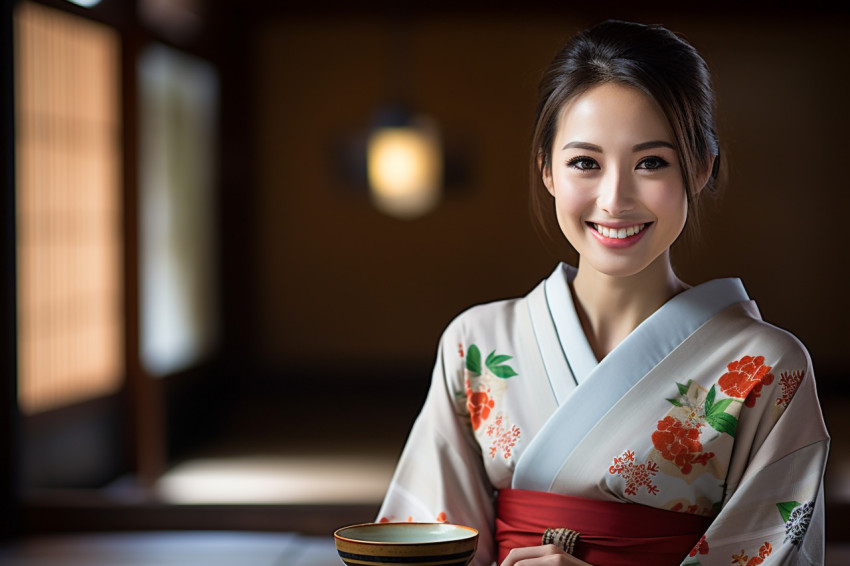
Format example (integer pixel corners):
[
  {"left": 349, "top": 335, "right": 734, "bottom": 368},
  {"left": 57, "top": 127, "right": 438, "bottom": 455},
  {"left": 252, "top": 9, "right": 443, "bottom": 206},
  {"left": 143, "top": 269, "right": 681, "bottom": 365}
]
[{"left": 543, "top": 82, "right": 687, "bottom": 280}]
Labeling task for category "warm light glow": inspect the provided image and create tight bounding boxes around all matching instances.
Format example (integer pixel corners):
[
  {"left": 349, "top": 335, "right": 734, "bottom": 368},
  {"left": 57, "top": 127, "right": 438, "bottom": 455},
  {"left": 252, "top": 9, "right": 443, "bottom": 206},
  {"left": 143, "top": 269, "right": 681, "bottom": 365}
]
[
  {"left": 15, "top": 1, "right": 123, "bottom": 414},
  {"left": 367, "top": 119, "right": 442, "bottom": 219},
  {"left": 156, "top": 455, "right": 395, "bottom": 504}
]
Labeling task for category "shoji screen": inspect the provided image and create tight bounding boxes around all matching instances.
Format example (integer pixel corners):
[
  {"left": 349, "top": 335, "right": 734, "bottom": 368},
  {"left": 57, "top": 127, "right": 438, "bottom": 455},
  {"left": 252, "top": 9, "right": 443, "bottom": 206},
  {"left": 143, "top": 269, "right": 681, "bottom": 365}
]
[{"left": 15, "top": 1, "right": 123, "bottom": 414}]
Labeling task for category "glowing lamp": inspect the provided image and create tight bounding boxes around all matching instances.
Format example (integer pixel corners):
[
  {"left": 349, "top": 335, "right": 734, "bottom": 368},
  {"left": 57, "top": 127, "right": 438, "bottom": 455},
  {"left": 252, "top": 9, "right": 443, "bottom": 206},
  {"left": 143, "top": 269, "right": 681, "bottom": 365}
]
[{"left": 367, "top": 115, "right": 442, "bottom": 219}]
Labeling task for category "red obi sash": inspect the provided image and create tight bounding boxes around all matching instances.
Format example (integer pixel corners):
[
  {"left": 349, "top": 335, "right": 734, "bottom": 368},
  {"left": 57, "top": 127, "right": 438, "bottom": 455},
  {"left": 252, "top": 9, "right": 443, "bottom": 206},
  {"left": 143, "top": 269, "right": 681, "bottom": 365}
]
[{"left": 496, "top": 488, "right": 712, "bottom": 566}]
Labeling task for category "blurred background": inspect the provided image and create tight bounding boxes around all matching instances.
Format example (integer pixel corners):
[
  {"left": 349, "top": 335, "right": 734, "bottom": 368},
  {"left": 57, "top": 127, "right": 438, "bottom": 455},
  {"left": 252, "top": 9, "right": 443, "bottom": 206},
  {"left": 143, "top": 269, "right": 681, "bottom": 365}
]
[{"left": 1, "top": 0, "right": 848, "bottom": 563}]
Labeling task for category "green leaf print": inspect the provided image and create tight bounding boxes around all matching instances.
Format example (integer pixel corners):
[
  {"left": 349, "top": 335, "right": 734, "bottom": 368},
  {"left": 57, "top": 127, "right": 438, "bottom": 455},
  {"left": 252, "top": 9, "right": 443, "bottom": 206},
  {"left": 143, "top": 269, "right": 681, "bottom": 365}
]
[
  {"left": 479, "top": 350, "right": 519, "bottom": 379},
  {"left": 677, "top": 382, "right": 690, "bottom": 396},
  {"left": 706, "top": 411, "right": 738, "bottom": 437},
  {"left": 777, "top": 501, "right": 803, "bottom": 523},
  {"left": 704, "top": 385, "right": 738, "bottom": 436},
  {"left": 704, "top": 384, "right": 716, "bottom": 411},
  {"left": 466, "top": 345, "right": 518, "bottom": 378},
  {"left": 466, "top": 345, "right": 482, "bottom": 375},
  {"left": 708, "top": 398, "right": 734, "bottom": 416},
  {"left": 485, "top": 352, "right": 512, "bottom": 367},
  {"left": 490, "top": 364, "right": 519, "bottom": 378},
  {"left": 484, "top": 349, "right": 518, "bottom": 379}
]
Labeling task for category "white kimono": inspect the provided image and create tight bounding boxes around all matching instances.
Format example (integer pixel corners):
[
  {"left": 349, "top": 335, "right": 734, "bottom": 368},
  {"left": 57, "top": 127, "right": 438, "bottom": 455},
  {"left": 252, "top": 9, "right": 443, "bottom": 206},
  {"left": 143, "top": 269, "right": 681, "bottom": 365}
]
[{"left": 377, "top": 264, "right": 829, "bottom": 566}]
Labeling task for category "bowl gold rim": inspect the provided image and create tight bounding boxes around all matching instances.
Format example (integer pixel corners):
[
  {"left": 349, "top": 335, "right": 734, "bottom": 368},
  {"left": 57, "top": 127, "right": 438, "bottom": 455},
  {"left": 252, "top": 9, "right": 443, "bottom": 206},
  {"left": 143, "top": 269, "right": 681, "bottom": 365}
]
[{"left": 334, "top": 522, "right": 479, "bottom": 546}]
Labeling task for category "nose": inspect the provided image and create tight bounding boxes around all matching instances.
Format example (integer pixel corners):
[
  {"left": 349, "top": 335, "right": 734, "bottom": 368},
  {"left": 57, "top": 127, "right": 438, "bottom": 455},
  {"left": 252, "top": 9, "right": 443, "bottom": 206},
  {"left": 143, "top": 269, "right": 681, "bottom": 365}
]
[{"left": 597, "top": 167, "right": 635, "bottom": 216}]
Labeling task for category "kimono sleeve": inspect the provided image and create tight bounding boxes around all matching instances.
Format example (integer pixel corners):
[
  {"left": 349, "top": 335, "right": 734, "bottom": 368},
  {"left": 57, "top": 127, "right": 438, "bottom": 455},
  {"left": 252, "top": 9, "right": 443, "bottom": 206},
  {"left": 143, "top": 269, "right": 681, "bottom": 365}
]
[
  {"left": 688, "top": 343, "right": 829, "bottom": 566},
  {"left": 376, "top": 319, "right": 498, "bottom": 566}
]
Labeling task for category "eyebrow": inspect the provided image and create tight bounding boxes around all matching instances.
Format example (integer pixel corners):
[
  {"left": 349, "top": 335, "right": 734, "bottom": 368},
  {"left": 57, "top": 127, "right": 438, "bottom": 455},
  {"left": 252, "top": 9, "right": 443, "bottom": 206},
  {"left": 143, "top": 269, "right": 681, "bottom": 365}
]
[
  {"left": 633, "top": 140, "right": 677, "bottom": 152},
  {"left": 562, "top": 141, "right": 602, "bottom": 152},
  {"left": 561, "top": 140, "right": 677, "bottom": 152}
]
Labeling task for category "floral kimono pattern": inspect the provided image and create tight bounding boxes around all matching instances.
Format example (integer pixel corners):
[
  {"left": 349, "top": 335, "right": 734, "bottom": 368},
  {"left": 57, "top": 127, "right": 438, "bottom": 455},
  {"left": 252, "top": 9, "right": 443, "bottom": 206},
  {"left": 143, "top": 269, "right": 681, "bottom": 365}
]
[{"left": 377, "top": 264, "right": 829, "bottom": 566}]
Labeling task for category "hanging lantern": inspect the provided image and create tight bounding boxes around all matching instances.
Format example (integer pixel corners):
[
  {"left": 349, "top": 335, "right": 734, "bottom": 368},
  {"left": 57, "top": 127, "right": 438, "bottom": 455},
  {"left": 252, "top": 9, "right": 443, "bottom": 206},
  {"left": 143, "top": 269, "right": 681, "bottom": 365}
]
[{"left": 367, "top": 107, "right": 442, "bottom": 220}]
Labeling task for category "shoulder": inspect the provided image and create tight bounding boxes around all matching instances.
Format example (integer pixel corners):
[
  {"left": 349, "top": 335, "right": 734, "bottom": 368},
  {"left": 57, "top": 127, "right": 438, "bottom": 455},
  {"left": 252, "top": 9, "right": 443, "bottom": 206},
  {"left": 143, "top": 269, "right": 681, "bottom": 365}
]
[
  {"left": 440, "top": 281, "right": 543, "bottom": 348},
  {"left": 448, "top": 297, "right": 525, "bottom": 332},
  {"left": 432, "top": 286, "right": 539, "bottom": 371},
  {"left": 447, "top": 264, "right": 564, "bottom": 334},
  {"left": 737, "top": 305, "right": 812, "bottom": 371},
  {"left": 440, "top": 265, "right": 560, "bottom": 341},
  {"left": 720, "top": 304, "right": 819, "bottom": 415},
  {"left": 435, "top": 298, "right": 521, "bottom": 359}
]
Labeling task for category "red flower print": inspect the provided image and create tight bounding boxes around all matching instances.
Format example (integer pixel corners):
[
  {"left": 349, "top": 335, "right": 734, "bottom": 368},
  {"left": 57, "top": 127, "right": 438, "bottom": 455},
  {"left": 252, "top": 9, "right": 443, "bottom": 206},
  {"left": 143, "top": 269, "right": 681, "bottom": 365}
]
[
  {"left": 465, "top": 379, "right": 494, "bottom": 430},
  {"left": 776, "top": 370, "right": 804, "bottom": 408},
  {"left": 436, "top": 512, "right": 447, "bottom": 523},
  {"left": 486, "top": 414, "right": 521, "bottom": 460},
  {"left": 718, "top": 355, "right": 774, "bottom": 408},
  {"left": 608, "top": 449, "right": 660, "bottom": 496},
  {"left": 732, "top": 542, "right": 772, "bottom": 566},
  {"left": 458, "top": 343, "right": 464, "bottom": 358},
  {"left": 689, "top": 535, "right": 709, "bottom": 557},
  {"left": 651, "top": 416, "right": 714, "bottom": 475}
]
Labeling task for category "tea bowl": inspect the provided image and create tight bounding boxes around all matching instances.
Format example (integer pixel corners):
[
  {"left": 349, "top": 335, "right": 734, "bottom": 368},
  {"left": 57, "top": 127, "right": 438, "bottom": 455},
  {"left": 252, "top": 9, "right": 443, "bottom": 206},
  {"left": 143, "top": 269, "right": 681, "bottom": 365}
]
[{"left": 333, "top": 522, "right": 479, "bottom": 566}]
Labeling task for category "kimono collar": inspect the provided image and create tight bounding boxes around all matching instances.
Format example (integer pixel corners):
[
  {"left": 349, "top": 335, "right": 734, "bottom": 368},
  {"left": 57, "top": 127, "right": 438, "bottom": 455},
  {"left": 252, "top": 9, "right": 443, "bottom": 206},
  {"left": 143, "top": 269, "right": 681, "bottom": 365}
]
[
  {"left": 545, "top": 263, "right": 751, "bottom": 387},
  {"left": 515, "top": 263, "right": 753, "bottom": 491}
]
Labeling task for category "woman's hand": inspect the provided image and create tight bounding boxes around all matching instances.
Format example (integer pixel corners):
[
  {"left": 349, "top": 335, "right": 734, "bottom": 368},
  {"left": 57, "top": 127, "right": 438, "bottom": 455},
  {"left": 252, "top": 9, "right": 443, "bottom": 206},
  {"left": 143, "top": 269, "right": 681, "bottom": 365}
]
[{"left": 499, "top": 544, "right": 595, "bottom": 566}]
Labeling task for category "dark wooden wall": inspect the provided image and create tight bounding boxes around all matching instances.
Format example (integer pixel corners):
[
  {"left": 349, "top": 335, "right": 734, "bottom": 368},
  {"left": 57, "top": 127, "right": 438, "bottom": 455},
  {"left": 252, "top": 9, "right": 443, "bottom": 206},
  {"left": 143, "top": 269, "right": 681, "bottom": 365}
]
[{"left": 237, "top": 10, "right": 850, "bottom": 387}]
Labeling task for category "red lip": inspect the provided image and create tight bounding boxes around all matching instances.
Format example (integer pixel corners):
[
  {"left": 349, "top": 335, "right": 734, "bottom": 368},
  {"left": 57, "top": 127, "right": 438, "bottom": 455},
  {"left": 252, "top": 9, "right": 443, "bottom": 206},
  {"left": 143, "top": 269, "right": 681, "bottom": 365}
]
[{"left": 588, "top": 222, "right": 651, "bottom": 249}]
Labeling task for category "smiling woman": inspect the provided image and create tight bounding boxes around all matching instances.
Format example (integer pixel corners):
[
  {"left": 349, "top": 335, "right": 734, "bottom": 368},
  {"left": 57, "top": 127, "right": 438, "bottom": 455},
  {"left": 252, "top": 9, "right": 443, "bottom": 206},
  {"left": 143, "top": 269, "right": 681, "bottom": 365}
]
[
  {"left": 542, "top": 83, "right": 689, "bottom": 288},
  {"left": 376, "top": 19, "right": 829, "bottom": 566},
  {"left": 530, "top": 22, "right": 720, "bottom": 249}
]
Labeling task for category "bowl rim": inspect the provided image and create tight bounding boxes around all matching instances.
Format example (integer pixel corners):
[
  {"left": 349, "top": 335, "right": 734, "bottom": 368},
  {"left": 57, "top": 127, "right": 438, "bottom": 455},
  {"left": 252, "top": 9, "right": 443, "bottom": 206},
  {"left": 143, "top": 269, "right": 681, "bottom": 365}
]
[{"left": 334, "top": 522, "right": 479, "bottom": 546}]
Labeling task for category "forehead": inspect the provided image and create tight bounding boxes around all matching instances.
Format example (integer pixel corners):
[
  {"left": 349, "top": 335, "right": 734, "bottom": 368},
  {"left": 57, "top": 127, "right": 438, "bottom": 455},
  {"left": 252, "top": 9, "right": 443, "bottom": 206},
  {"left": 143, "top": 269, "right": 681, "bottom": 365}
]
[{"left": 555, "top": 82, "right": 674, "bottom": 145}]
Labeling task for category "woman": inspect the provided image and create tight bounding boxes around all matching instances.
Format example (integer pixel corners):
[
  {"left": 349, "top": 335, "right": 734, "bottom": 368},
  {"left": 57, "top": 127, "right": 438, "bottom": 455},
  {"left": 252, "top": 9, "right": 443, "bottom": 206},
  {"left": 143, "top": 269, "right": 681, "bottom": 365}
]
[{"left": 377, "top": 20, "right": 829, "bottom": 566}]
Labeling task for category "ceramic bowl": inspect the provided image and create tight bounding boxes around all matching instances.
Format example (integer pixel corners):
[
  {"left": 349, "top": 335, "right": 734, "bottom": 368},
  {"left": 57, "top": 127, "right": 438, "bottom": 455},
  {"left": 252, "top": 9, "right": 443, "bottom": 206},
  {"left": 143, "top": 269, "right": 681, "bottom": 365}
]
[{"left": 333, "top": 522, "right": 479, "bottom": 566}]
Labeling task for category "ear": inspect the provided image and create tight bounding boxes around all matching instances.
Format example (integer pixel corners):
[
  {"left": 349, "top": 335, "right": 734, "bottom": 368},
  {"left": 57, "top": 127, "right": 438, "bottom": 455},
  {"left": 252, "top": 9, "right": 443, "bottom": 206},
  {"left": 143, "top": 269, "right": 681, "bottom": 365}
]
[
  {"left": 538, "top": 153, "right": 555, "bottom": 196},
  {"left": 694, "top": 155, "right": 717, "bottom": 195}
]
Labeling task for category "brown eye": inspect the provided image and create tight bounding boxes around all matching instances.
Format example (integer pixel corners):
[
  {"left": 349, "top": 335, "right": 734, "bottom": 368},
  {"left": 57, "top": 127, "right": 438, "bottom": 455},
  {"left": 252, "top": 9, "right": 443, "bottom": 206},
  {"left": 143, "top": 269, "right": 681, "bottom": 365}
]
[
  {"left": 567, "top": 156, "right": 599, "bottom": 171},
  {"left": 637, "top": 156, "right": 669, "bottom": 170}
]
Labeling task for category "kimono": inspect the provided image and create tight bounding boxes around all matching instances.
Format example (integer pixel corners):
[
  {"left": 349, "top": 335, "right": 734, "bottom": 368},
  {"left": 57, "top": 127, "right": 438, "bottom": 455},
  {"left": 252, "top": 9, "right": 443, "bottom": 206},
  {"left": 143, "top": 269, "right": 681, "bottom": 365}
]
[{"left": 377, "top": 264, "right": 830, "bottom": 566}]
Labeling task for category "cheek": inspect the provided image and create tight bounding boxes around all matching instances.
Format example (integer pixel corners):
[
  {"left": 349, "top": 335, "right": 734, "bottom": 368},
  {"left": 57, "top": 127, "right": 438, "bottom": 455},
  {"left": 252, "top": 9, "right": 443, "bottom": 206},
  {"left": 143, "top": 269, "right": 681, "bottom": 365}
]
[
  {"left": 552, "top": 181, "right": 591, "bottom": 221},
  {"left": 649, "top": 184, "right": 688, "bottom": 228}
]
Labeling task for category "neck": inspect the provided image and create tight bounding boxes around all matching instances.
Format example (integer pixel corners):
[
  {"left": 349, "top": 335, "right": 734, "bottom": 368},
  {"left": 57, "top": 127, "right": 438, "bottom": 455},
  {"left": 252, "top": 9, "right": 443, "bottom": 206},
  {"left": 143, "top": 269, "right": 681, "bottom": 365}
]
[{"left": 571, "top": 253, "right": 688, "bottom": 360}]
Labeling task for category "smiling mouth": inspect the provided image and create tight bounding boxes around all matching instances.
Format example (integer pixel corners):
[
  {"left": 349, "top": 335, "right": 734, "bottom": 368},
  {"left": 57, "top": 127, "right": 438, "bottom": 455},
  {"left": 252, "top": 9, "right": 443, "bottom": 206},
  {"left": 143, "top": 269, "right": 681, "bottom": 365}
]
[{"left": 590, "top": 223, "right": 650, "bottom": 239}]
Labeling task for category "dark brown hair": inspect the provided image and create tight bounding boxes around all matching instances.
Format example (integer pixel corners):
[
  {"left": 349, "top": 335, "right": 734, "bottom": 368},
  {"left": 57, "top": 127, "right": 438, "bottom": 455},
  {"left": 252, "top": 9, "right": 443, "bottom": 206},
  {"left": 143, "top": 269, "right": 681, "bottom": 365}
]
[{"left": 530, "top": 20, "right": 722, "bottom": 243}]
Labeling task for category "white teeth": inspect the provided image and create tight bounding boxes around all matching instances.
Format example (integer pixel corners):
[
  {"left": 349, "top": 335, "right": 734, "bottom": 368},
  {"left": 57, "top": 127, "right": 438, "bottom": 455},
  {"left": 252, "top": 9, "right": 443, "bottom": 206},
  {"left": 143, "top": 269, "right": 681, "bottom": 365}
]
[{"left": 593, "top": 223, "right": 646, "bottom": 239}]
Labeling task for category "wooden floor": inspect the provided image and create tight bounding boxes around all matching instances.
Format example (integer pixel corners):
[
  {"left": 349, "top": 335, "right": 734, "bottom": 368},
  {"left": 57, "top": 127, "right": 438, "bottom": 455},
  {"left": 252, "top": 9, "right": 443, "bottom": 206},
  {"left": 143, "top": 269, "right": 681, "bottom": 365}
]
[{"left": 0, "top": 531, "right": 341, "bottom": 566}]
